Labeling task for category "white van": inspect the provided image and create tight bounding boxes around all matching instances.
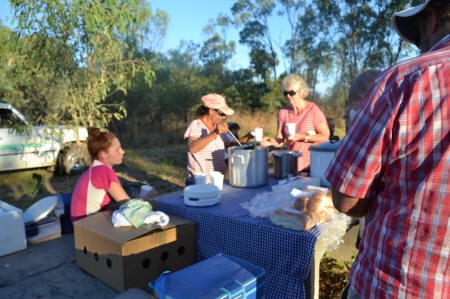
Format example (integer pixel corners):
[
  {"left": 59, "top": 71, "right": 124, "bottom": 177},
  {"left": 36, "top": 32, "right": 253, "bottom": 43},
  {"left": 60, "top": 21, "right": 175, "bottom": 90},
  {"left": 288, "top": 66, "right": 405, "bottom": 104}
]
[{"left": 0, "top": 103, "right": 90, "bottom": 174}]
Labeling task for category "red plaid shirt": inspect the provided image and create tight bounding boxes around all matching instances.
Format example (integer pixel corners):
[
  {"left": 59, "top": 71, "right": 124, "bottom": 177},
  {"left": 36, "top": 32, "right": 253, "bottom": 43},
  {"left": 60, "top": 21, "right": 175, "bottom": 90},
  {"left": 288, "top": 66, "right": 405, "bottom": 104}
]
[{"left": 326, "top": 35, "right": 450, "bottom": 299}]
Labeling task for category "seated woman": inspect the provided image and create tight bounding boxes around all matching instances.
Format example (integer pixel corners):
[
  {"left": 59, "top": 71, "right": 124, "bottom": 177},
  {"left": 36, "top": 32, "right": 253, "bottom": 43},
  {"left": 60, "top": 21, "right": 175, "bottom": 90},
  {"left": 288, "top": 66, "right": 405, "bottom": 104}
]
[
  {"left": 184, "top": 94, "right": 252, "bottom": 185},
  {"left": 70, "top": 127, "right": 157, "bottom": 222},
  {"left": 261, "top": 73, "right": 330, "bottom": 173}
]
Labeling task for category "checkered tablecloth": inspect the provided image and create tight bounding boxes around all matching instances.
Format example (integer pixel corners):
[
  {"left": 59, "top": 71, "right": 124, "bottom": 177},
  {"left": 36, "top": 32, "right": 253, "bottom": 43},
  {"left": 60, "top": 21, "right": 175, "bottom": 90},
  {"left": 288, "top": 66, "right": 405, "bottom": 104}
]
[{"left": 155, "top": 180, "right": 321, "bottom": 299}]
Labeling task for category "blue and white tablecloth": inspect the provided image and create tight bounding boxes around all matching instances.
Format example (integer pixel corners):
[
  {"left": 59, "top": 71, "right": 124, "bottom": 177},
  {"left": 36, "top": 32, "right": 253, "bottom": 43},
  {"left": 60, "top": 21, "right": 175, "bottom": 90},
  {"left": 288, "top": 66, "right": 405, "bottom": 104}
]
[{"left": 155, "top": 180, "right": 321, "bottom": 299}]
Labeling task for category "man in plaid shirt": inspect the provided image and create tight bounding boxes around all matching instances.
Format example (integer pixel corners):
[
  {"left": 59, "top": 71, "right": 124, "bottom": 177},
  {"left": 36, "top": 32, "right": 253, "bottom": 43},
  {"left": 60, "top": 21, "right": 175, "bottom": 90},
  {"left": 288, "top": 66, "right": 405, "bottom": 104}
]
[{"left": 325, "top": 0, "right": 449, "bottom": 298}]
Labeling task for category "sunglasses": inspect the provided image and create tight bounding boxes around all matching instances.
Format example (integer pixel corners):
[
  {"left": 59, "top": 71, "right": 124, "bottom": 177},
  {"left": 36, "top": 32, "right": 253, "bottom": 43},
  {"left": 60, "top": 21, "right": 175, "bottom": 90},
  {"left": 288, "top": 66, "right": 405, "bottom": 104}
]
[
  {"left": 283, "top": 90, "right": 297, "bottom": 97},
  {"left": 215, "top": 109, "right": 226, "bottom": 117}
]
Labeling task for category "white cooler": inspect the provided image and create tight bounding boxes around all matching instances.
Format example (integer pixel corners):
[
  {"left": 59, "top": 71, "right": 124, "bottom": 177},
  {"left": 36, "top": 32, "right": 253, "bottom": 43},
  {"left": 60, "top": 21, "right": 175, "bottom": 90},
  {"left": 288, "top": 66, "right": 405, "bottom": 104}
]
[
  {"left": 0, "top": 200, "right": 27, "bottom": 256},
  {"left": 309, "top": 141, "right": 340, "bottom": 187}
]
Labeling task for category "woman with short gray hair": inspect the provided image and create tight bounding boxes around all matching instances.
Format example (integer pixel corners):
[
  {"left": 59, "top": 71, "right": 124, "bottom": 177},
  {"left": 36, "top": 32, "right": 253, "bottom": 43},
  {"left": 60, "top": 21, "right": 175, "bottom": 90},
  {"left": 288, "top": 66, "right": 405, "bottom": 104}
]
[
  {"left": 261, "top": 73, "right": 330, "bottom": 173},
  {"left": 281, "top": 73, "right": 309, "bottom": 101}
]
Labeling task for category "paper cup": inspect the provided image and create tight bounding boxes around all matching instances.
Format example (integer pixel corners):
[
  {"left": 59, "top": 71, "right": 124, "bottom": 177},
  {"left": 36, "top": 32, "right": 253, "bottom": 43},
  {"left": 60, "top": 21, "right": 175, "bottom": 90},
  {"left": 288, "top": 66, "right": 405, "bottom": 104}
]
[
  {"left": 254, "top": 128, "right": 263, "bottom": 143},
  {"left": 209, "top": 171, "right": 224, "bottom": 191},
  {"left": 286, "top": 123, "right": 296, "bottom": 139},
  {"left": 194, "top": 173, "right": 207, "bottom": 185},
  {"left": 138, "top": 185, "right": 153, "bottom": 198}
]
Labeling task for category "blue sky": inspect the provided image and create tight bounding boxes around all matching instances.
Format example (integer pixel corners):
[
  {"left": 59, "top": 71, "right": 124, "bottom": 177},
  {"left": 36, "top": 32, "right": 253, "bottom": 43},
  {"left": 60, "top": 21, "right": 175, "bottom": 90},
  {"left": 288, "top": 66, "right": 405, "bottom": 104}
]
[{"left": 150, "top": 0, "right": 252, "bottom": 69}]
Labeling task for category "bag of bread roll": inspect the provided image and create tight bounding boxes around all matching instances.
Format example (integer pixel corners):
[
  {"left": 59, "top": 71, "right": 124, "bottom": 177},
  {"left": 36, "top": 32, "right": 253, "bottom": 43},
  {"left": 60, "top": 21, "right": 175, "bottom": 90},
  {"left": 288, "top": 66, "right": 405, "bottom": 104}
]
[
  {"left": 269, "top": 207, "right": 314, "bottom": 231},
  {"left": 293, "top": 195, "right": 308, "bottom": 212},
  {"left": 305, "top": 190, "right": 337, "bottom": 223}
]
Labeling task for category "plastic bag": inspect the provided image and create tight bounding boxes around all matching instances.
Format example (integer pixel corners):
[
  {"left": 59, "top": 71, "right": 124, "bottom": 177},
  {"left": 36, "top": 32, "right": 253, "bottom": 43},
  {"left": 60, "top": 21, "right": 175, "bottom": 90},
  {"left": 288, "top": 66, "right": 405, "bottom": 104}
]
[
  {"left": 240, "top": 191, "right": 294, "bottom": 218},
  {"left": 316, "top": 212, "right": 352, "bottom": 251}
]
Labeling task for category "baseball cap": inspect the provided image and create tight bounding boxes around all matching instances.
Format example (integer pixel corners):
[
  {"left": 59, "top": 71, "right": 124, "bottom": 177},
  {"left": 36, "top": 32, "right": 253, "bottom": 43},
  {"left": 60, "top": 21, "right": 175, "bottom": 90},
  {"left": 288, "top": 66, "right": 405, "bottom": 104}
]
[
  {"left": 201, "top": 94, "right": 234, "bottom": 116},
  {"left": 392, "top": 0, "right": 431, "bottom": 44}
]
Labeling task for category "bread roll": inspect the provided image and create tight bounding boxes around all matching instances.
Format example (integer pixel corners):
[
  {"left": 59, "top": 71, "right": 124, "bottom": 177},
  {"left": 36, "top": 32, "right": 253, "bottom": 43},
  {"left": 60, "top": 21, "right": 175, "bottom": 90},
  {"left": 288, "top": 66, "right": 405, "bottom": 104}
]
[
  {"left": 306, "top": 193, "right": 335, "bottom": 222},
  {"left": 293, "top": 196, "right": 308, "bottom": 212},
  {"left": 306, "top": 194, "right": 323, "bottom": 214}
]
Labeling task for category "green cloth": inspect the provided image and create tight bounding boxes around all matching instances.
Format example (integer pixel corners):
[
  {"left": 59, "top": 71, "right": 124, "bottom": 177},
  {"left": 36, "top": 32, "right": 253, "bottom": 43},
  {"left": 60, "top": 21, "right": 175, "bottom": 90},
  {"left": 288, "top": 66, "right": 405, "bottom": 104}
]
[{"left": 119, "top": 199, "right": 153, "bottom": 228}]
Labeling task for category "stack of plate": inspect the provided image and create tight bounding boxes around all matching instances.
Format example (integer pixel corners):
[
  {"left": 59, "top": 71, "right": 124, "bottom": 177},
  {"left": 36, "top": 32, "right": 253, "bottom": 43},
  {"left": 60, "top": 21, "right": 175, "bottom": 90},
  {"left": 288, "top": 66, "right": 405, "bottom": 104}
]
[{"left": 183, "top": 184, "right": 220, "bottom": 207}]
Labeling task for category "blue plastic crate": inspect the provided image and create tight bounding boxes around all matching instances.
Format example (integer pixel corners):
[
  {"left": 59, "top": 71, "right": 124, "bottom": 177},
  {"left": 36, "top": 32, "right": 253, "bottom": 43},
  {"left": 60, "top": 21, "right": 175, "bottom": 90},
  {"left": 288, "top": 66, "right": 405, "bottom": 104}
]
[{"left": 149, "top": 253, "right": 265, "bottom": 299}]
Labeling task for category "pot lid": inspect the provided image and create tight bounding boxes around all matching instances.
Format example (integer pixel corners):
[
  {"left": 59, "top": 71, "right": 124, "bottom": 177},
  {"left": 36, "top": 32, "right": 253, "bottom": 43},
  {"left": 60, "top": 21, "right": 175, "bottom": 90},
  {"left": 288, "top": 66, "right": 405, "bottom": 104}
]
[
  {"left": 309, "top": 141, "right": 340, "bottom": 152},
  {"left": 184, "top": 184, "right": 220, "bottom": 199}
]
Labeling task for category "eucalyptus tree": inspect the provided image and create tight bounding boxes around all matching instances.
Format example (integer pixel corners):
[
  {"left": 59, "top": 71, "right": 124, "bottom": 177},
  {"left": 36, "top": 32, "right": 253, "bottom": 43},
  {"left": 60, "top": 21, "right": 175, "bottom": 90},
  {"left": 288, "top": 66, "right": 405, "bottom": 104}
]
[
  {"left": 0, "top": 25, "right": 81, "bottom": 126},
  {"left": 9, "top": 0, "right": 158, "bottom": 130},
  {"left": 278, "top": 0, "right": 333, "bottom": 96},
  {"left": 230, "top": 0, "right": 279, "bottom": 81},
  {"left": 316, "top": 0, "right": 421, "bottom": 95}
]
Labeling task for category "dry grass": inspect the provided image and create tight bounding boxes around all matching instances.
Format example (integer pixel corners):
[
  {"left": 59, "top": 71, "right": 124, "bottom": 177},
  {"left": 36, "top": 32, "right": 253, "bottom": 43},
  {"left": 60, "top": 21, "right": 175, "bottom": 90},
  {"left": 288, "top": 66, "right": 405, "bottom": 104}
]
[
  {"left": 117, "top": 145, "right": 187, "bottom": 193},
  {"left": 227, "top": 110, "right": 346, "bottom": 140},
  {"left": 226, "top": 110, "right": 279, "bottom": 137}
]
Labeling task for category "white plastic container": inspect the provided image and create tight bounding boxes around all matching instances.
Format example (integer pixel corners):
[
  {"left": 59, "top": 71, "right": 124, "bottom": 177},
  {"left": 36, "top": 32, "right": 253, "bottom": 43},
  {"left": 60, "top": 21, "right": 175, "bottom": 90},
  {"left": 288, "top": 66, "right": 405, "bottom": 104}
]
[
  {"left": 0, "top": 200, "right": 27, "bottom": 256},
  {"left": 309, "top": 141, "right": 340, "bottom": 187},
  {"left": 183, "top": 184, "right": 220, "bottom": 207}
]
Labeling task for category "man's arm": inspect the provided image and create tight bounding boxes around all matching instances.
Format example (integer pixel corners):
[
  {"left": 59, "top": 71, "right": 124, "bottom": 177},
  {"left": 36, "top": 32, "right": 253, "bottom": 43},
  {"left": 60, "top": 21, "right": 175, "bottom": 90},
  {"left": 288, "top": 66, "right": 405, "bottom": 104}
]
[{"left": 331, "top": 187, "right": 369, "bottom": 217}]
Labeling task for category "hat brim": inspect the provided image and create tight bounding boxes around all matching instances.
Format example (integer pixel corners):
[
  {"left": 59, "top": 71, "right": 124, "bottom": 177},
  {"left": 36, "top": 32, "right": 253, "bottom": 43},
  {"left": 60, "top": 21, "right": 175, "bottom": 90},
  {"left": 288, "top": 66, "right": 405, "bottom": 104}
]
[
  {"left": 392, "top": 1, "right": 429, "bottom": 44},
  {"left": 220, "top": 105, "right": 234, "bottom": 116}
]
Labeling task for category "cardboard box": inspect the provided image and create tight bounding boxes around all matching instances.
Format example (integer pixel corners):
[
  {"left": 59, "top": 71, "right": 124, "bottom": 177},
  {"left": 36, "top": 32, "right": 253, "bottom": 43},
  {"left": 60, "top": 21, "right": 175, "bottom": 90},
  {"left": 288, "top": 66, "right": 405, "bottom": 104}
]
[
  {"left": 0, "top": 200, "right": 27, "bottom": 256},
  {"left": 74, "top": 212, "right": 196, "bottom": 292}
]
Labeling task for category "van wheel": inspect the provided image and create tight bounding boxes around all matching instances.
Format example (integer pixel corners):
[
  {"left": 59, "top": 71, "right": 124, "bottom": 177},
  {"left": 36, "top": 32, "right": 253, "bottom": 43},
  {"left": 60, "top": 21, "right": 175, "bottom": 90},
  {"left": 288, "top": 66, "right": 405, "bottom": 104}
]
[{"left": 59, "top": 143, "right": 91, "bottom": 175}]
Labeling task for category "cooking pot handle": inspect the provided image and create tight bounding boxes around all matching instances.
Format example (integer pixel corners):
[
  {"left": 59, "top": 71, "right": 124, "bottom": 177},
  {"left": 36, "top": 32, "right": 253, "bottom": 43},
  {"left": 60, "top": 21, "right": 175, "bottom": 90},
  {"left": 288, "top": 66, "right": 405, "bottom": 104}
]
[{"left": 231, "top": 155, "right": 245, "bottom": 164}]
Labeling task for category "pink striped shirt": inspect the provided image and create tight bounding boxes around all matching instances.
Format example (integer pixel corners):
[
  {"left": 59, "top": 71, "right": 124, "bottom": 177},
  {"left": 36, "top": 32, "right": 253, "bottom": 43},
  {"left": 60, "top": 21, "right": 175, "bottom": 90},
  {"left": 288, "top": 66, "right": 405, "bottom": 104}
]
[
  {"left": 184, "top": 119, "right": 226, "bottom": 178},
  {"left": 278, "top": 103, "right": 327, "bottom": 171},
  {"left": 325, "top": 35, "right": 450, "bottom": 299}
]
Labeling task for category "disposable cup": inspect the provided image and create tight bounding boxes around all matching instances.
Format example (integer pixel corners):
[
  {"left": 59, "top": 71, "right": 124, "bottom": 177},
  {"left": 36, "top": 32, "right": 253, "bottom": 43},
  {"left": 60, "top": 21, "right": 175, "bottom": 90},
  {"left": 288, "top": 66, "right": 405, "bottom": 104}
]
[
  {"left": 209, "top": 171, "right": 224, "bottom": 191},
  {"left": 194, "top": 173, "right": 207, "bottom": 185},
  {"left": 286, "top": 123, "right": 296, "bottom": 139},
  {"left": 138, "top": 185, "right": 153, "bottom": 198},
  {"left": 254, "top": 128, "right": 263, "bottom": 143}
]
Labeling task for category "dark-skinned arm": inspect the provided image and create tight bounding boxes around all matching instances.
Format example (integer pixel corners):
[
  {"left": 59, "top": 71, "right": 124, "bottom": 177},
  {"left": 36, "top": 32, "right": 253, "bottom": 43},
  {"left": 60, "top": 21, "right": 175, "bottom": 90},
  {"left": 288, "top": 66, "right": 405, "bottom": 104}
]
[{"left": 331, "top": 186, "right": 369, "bottom": 218}]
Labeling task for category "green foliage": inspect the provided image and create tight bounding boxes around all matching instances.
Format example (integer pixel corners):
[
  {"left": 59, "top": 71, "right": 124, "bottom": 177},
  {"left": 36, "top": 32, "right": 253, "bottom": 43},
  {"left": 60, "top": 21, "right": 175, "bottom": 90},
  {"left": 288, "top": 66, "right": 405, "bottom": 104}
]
[
  {"left": 316, "top": 0, "right": 419, "bottom": 92},
  {"left": 7, "top": 0, "right": 158, "bottom": 130},
  {"left": 231, "top": 0, "right": 279, "bottom": 80},
  {"left": 1, "top": 0, "right": 423, "bottom": 144}
]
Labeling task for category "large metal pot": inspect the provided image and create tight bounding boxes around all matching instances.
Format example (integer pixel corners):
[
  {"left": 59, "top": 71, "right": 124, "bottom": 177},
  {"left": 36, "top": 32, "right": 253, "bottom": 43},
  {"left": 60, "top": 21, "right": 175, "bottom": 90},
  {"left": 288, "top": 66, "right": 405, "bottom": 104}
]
[
  {"left": 228, "top": 144, "right": 268, "bottom": 188},
  {"left": 272, "top": 151, "right": 302, "bottom": 178}
]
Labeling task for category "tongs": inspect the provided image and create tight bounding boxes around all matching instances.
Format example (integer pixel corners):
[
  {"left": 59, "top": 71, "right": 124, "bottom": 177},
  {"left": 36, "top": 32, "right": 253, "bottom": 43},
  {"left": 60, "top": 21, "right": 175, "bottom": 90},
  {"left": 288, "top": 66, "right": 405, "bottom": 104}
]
[{"left": 228, "top": 130, "right": 242, "bottom": 146}]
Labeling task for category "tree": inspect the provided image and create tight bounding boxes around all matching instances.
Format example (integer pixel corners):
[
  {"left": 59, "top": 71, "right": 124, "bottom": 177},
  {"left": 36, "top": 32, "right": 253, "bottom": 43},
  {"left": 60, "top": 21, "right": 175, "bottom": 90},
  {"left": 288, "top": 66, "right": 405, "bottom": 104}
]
[
  {"left": 230, "top": 0, "right": 279, "bottom": 81},
  {"left": 9, "top": 0, "right": 158, "bottom": 130},
  {"left": 316, "top": 0, "right": 420, "bottom": 95},
  {"left": 0, "top": 26, "right": 77, "bottom": 124},
  {"left": 278, "top": 1, "right": 333, "bottom": 95}
]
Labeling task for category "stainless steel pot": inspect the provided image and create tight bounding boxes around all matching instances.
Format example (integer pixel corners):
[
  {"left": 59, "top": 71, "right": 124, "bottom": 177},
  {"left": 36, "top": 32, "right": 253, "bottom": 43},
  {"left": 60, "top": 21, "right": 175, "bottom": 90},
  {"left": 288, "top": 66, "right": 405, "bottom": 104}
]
[
  {"left": 272, "top": 151, "right": 302, "bottom": 178},
  {"left": 228, "top": 144, "right": 268, "bottom": 188}
]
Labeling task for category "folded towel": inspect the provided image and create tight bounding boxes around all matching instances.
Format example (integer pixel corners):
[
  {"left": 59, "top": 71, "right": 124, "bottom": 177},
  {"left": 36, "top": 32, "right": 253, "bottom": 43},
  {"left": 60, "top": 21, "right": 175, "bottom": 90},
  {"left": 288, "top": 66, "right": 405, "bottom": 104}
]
[{"left": 119, "top": 199, "right": 153, "bottom": 228}]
